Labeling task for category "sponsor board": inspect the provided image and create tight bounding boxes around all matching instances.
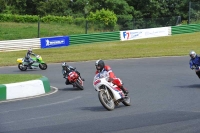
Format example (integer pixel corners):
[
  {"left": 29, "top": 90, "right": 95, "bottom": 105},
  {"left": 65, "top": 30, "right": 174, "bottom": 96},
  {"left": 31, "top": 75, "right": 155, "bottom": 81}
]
[
  {"left": 120, "top": 27, "right": 170, "bottom": 41},
  {"left": 40, "top": 36, "right": 70, "bottom": 48}
]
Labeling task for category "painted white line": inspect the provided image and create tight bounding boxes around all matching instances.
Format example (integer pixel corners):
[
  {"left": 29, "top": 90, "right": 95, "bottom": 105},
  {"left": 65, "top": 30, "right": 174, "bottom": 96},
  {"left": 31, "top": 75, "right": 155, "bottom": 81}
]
[
  {"left": 0, "top": 86, "right": 58, "bottom": 103},
  {"left": 0, "top": 96, "right": 81, "bottom": 114}
]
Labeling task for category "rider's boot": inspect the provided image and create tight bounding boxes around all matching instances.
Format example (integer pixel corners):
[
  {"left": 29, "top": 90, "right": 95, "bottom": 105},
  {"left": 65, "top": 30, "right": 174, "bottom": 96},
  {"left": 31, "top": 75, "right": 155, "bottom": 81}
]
[
  {"left": 196, "top": 71, "right": 200, "bottom": 78},
  {"left": 28, "top": 63, "right": 33, "bottom": 69},
  {"left": 120, "top": 86, "right": 129, "bottom": 95}
]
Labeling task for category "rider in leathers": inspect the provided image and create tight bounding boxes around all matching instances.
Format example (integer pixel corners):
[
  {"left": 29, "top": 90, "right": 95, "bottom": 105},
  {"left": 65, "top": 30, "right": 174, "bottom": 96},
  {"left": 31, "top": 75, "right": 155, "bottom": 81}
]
[
  {"left": 25, "top": 48, "right": 36, "bottom": 69},
  {"left": 62, "top": 62, "right": 84, "bottom": 85},
  {"left": 95, "top": 60, "right": 129, "bottom": 95},
  {"left": 189, "top": 50, "right": 200, "bottom": 78}
]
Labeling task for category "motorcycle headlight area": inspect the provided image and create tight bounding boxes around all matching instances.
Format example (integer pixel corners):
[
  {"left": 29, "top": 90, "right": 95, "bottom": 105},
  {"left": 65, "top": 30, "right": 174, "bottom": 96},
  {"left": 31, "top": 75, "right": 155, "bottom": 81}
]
[{"left": 94, "top": 79, "right": 101, "bottom": 85}]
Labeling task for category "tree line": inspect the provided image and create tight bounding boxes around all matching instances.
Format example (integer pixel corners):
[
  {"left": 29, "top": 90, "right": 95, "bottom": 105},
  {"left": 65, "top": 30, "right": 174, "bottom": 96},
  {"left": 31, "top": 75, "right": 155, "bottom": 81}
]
[{"left": 0, "top": 0, "right": 199, "bottom": 19}]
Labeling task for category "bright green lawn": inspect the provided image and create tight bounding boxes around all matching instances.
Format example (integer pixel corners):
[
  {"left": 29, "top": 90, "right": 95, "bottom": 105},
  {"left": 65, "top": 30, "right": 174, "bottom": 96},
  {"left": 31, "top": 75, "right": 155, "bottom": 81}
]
[{"left": 0, "top": 74, "right": 43, "bottom": 84}]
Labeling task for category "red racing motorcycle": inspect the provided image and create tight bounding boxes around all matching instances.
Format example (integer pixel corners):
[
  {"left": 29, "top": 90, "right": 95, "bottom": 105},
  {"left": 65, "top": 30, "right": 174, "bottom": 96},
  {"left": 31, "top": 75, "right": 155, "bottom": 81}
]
[{"left": 65, "top": 71, "right": 84, "bottom": 90}]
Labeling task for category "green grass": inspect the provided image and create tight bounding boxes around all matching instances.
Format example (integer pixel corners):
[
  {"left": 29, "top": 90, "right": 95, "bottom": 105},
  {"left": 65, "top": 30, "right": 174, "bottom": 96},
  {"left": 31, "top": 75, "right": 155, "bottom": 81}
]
[
  {"left": 0, "top": 22, "right": 95, "bottom": 40},
  {"left": 0, "top": 32, "right": 200, "bottom": 66},
  {"left": 0, "top": 74, "right": 43, "bottom": 84}
]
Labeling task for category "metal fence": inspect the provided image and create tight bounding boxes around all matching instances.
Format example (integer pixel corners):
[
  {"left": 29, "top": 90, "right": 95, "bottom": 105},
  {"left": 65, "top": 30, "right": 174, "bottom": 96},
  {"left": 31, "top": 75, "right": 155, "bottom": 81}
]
[
  {"left": 38, "top": 16, "right": 181, "bottom": 37},
  {"left": 189, "top": 2, "right": 200, "bottom": 24},
  {"left": 0, "top": 16, "right": 184, "bottom": 41},
  {"left": 117, "top": 16, "right": 181, "bottom": 31}
]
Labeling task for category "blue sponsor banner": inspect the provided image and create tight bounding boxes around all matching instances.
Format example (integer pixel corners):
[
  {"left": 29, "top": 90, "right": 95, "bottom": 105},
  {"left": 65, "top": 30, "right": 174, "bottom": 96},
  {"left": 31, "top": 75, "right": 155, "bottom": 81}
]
[{"left": 40, "top": 36, "right": 70, "bottom": 49}]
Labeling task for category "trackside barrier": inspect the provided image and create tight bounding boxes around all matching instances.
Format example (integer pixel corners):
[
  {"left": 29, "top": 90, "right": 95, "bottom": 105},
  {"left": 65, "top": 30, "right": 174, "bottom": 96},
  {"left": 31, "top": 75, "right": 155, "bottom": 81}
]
[
  {"left": 0, "top": 76, "right": 51, "bottom": 101},
  {"left": 0, "top": 38, "right": 40, "bottom": 52},
  {"left": 171, "top": 24, "right": 200, "bottom": 35},
  {"left": 40, "top": 36, "right": 70, "bottom": 49},
  {"left": 0, "top": 24, "right": 199, "bottom": 52},
  {"left": 120, "top": 27, "right": 171, "bottom": 41},
  {"left": 69, "top": 31, "right": 120, "bottom": 45}
]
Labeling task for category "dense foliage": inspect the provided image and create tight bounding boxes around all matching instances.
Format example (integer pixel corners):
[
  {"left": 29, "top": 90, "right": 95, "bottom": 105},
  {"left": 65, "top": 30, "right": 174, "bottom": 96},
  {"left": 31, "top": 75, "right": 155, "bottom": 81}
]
[
  {"left": 0, "top": 0, "right": 199, "bottom": 31},
  {"left": 0, "top": 0, "right": 199, "bottom": 19}
]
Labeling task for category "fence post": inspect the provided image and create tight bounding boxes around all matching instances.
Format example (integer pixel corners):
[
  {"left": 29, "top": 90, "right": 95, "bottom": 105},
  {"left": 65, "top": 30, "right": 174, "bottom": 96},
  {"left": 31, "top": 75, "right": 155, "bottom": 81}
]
[
  {"left": 85, "top": 20, "right": 88, "bottom": 34},
  {"left": 37, "top": 16, "right": 40, "bottom": 38},
  {"left": 188, "top": 1, "right": 191, "bottom": 24}
]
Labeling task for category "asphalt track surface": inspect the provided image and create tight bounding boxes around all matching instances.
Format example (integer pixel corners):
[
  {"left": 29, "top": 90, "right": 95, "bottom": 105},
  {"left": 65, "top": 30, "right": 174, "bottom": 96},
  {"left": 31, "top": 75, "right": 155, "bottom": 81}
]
[{"left": 1, "top": 57, "right": 200, "bottom": 133}]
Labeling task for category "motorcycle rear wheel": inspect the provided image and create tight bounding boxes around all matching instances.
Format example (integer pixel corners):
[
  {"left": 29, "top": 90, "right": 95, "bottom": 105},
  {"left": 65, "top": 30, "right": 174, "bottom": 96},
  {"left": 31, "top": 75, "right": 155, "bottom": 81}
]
[
  {"left": 18, "top": 63, "right": 27, "bottom": 71},
  {"left": 39, "top": 63, "right": 47, "bottom": 70},
  {"left": 98, "top": 90, "right": 115, "bottom": 111}
]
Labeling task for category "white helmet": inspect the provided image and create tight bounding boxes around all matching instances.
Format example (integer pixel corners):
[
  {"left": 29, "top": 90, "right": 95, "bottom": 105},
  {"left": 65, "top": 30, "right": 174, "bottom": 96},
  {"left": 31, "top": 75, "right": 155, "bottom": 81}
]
[{"left": 189, "top": 51, "right": 196, "bottom": 59}]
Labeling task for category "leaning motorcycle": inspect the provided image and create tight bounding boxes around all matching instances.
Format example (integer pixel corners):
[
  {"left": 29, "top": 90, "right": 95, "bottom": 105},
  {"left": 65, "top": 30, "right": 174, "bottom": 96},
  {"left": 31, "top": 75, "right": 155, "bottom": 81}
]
[
  {"left": 65, "top": 71, "right": 84, "bottom": 90},
  {"left": 17, "top": 54, "right": 47, "bottom": 71},
  {"left": 93, "top": 74, "right": 131, "bottom": 111}
]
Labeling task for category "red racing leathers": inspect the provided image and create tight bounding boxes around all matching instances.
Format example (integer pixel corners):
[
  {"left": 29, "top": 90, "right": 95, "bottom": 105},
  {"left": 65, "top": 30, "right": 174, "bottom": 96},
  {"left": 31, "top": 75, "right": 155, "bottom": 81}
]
[{"left": 95, "top": 65, "right": 128, "bottom": 93}]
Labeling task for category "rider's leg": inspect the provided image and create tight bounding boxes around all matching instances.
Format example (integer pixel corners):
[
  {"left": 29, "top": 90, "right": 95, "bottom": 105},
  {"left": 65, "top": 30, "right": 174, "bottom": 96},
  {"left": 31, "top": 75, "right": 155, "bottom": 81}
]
[
  {"left": 28, "top": 59, "right": 34, "bottom": 69},
  {"left": 65, "top": 79, "right": 70, "bottom": 85},
  {"left": 112, "top": 78, "right": 129, "bottom": 94}
]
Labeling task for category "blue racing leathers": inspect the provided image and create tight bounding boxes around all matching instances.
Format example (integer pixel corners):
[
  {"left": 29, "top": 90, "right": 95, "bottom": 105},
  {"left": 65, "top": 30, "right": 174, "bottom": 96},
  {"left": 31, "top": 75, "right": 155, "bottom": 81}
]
[{"left": 189, "top": 55, "right": 200, "bottom": 70}]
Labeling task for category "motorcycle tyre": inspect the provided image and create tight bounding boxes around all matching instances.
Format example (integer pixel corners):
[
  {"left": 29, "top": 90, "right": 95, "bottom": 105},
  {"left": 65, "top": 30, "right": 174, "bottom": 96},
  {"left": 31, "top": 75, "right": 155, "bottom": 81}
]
[
  {"left": 39, "top": 63, "right": 47, "bottom": 70},
  {"left": 122, "top": 96, "right": 131, "bottom": 106},
  {"left": 74, "top": 80, "right": 84, "bottom": 90},
  {"left": 18, "top": 63, "right": 27, "bottom": 71},
  {"left": 98, "top": 90, "right": 115, "bottom": 111}
]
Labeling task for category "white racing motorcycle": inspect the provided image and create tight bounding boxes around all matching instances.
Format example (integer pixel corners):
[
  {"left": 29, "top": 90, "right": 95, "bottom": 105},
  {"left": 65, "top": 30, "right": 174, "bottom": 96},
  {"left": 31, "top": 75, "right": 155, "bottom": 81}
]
[{"left": 93, "top": 73, "right": 131, "bottom": 111}]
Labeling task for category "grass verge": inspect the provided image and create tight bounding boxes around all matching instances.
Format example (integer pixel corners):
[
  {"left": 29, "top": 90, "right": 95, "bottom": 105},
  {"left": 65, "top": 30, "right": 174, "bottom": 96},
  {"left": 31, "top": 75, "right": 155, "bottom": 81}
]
[{"left": 0, "top": 74, "right": 43, "bottom": 84}]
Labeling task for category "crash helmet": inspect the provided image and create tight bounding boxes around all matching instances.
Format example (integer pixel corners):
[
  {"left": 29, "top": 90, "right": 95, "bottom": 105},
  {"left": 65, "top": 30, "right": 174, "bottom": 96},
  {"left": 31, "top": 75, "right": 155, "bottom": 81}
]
[
  {"left": 189, "top": 50, "right": 196, "bottom": 59},
  {"left": 28, "top": 48, "right": 32, "bottom": 54},
  {"left": 95, "top": 59, "right": 105, "bottom": 72},
  {"left": 62, "top": 62, "right": 70, "bottom": 71}
]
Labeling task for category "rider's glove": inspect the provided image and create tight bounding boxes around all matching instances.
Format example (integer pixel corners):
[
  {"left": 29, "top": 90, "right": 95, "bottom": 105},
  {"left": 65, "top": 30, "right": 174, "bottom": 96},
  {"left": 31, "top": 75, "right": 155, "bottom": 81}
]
[{"left": 191, "top": 65, "right": 196, "bottom": 70}]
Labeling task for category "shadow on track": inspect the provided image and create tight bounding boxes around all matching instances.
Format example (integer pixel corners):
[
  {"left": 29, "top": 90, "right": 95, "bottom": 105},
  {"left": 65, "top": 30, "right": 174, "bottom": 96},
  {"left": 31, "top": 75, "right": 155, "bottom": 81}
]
[
  {"left": 59, "top": 87, "right": 83, "bottom": 91},
  {"left": 175, "top": 84, "right": 200, "bottom": 89}
]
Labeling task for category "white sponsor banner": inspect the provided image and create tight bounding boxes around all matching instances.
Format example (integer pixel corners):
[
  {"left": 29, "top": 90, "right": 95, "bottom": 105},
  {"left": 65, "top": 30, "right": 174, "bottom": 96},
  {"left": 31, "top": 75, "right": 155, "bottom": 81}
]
[
  {"left": 120, "top": 27, "right": 170, "bottom": 41},
  {"left": 6, "top": 80, "right": 45, "bottom": 99}
]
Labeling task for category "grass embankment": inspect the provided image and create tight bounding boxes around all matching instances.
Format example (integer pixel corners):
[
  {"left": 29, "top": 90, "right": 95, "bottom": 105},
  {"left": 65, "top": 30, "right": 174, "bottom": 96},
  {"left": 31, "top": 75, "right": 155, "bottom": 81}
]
[
  {"left": 0, "top": 22, "right": 97, "bottom": 41},
  {"left": 0, "top": 74, "right": 43, "bottom": 84}
]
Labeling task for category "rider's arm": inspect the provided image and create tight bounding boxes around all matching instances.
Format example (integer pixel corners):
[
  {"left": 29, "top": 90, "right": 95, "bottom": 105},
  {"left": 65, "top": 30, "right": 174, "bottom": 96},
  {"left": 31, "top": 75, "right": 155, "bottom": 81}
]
[
  {"left": 62, "top": 70, "right": 67, "bottom": 77},
  {"left": 31, "top": 53, "right": 36, "bottom": 56},
  {"left": 69, "top": 66, "right": 76, "bottom": 71},
  {"left": 189, "top": 60, "right": 194, "bottom": 69}
]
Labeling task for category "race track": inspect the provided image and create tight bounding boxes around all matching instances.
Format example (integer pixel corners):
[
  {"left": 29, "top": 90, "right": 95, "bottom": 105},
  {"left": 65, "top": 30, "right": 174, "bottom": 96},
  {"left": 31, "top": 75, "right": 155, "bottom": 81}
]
[{"left": 1, "top": 56, "right": 200, "bottom": 133}]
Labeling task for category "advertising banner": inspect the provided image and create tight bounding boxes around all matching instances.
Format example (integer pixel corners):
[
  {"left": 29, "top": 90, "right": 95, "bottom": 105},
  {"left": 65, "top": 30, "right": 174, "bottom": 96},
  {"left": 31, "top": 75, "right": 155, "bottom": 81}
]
[
  {"left": 120, "top": 27, "right": 170, "bottom": 41},
  {"left": 40, "top": 36, "right": 70, "bottom": 48}
]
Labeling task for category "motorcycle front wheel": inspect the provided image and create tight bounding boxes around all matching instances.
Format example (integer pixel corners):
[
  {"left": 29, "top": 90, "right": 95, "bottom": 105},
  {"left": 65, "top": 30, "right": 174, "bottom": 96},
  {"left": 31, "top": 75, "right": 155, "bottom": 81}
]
[
  {"left": 18, "top": 63, "right": 27, "bottom": 71},
  {"left": 39, "top": 63, "right": 47, "bottom": 70},
  {"left": 98, "top": 90, "right": 115, "bottom": 111},
  {"left": 74, "top": 80, "right": 84, "bottom": 90},
  {"left": 122, "top": 96, "right": 131, "bottom": 106}
]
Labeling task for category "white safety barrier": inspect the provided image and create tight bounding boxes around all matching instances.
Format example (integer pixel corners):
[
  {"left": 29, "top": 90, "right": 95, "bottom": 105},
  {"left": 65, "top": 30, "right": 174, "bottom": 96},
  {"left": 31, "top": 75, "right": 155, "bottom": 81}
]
[
  {"left": 0, "top": 38, "right": 41, "bottom": 52},
  {"left": 6, "top": 80, "right": 45, "bottom": 100},
  {"left": 120, "top": 27, "right": 171, "bottom": 41}
]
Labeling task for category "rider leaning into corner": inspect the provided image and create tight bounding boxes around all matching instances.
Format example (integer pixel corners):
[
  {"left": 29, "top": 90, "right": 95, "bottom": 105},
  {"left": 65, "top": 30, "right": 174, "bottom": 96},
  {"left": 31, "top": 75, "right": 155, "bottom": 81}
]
[
  {"left": 189, "top": 50, "right": 200, "bottom": 78},
  {"left": 25, "top": 48, "right": 36, "bottom": 69},
  {"left": 95, "top": 59, "right": 129, "bottom": 95},
  {"left": 61, "top": 62, "right": 85, "bottom": 86}
]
